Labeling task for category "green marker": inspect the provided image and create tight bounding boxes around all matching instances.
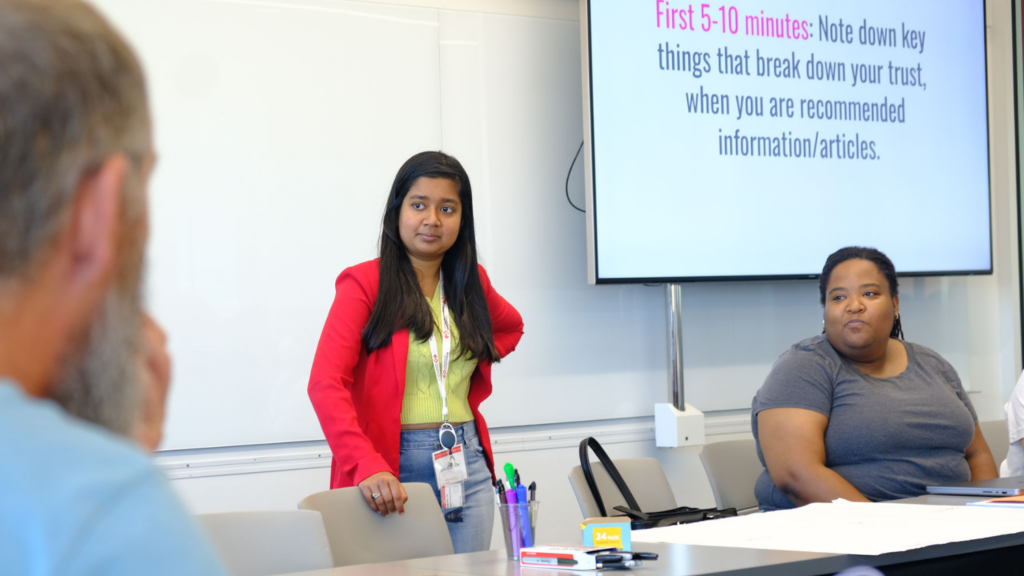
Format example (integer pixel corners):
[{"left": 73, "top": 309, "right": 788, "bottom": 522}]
[{"left": 504, "top": 462, "right": 516, "bottom": 488}]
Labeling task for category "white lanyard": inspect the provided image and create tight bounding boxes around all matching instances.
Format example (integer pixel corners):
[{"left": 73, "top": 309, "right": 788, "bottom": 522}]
[{"left": 427, "top": 271, "right": 452, "bottom": 423}]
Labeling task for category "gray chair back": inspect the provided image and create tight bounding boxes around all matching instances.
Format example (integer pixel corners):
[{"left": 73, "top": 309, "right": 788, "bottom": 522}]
[
  {"left": 298, "top": 483, "right": 453, "bottom": 567},
  {"left": 699, "top": 439, "right": 760, "bottom": 514},
  {"left": 568, "top": 457, "right": 677, "bottom": 519},
  {"left": 196, "top": 510, "right": 332, "bottom": 576},
  {"left": 980, "top": 419, "right": 1010, "bottom": 468}
]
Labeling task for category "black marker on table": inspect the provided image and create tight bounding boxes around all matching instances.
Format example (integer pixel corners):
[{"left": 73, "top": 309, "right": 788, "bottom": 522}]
[{"left": 616, "top": 552, "right": 659, "bottom": 561}]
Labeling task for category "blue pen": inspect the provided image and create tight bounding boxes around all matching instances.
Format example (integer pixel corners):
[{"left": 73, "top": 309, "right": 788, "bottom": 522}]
[{"left": 516, "top": 480, "right": 533, "bottom": 547}]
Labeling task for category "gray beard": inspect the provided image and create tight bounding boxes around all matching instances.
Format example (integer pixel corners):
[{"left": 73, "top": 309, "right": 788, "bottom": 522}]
[{"left": 50, "top": 287, "right": 144, "bottom": 437}]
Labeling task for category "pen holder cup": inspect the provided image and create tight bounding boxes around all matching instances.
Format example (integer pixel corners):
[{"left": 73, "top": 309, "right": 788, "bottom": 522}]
[{"left": 498, "top": 501, "right": 540, "bottom": 560}]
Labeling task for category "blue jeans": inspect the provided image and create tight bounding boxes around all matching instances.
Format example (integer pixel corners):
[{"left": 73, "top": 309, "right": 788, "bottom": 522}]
[{"left": 399, "top": 421, "right": 494, "bottom": 553}]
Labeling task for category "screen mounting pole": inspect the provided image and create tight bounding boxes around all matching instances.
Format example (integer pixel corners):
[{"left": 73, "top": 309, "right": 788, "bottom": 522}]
[
  {"left": 656, "top": 283, "right": 703, "bottom": 446},
  {"left": 667, "top": 283, "right": 685, "bottom": 410}
]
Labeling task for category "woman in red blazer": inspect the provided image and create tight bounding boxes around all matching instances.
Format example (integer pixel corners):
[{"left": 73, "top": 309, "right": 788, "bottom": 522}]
[{"left": 308, "top": 151, "right": 523, "bottom": 553}]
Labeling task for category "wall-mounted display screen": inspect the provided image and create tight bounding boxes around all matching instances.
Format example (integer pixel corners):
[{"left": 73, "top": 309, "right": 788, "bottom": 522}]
[{"left": 582, "top": 0, "right": 991, "bottom": 283}]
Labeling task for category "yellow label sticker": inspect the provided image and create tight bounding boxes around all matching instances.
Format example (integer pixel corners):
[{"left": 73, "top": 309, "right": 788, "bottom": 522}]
[{"left": 593, "top": 527, "right": 622, "bottom": 547}]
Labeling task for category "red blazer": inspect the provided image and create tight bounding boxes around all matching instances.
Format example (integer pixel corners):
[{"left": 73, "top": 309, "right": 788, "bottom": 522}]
[{"left": 308, "top": 259, "right": 524, "bottom": 489}]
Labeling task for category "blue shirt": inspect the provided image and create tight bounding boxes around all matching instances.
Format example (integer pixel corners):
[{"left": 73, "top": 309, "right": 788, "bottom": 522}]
[{"left": 0, "top": 381, "right": 226, "bottom": 575}]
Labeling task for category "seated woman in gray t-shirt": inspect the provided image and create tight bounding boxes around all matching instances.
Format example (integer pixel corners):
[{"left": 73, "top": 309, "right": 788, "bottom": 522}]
[{"left": 751, "top": 247, "right": 998, "bottom": 512}]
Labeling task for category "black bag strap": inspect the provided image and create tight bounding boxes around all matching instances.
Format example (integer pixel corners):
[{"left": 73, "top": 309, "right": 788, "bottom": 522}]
[{"left": 578, "top": 437, "right": 642, "bottom": 517}]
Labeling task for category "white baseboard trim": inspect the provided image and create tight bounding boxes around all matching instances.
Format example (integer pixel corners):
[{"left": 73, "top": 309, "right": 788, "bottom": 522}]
[{"left": 157, "top": 413, "right": 752, "bottom": 480}]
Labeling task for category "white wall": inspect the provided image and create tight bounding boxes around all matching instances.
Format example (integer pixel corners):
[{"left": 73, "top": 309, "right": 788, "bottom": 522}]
[{"left": 157, "top": 0, "right": 1022, "bottom": 551}]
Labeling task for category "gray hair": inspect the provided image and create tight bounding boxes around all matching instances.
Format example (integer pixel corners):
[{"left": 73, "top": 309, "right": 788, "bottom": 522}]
[{"left": 0, "top": 0, "right": 150, "bottom": 278}]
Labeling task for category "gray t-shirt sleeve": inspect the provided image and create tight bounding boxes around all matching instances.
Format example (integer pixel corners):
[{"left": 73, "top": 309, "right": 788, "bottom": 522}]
[
  {"left": 914, "top": 345, "right": 978, "bottom": 425},
  {"left": 952, "top": 373, "right": 978, "bottom": 425},
  {"left": 754, "top": 344, "right": 836, "bottom": 418}
]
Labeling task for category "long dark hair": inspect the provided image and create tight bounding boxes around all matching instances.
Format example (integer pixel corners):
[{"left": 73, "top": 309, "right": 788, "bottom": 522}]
[
  {"left": 361, "top": 151, "right": 500, "bottom": 363},
  {"left": 818, "top": 246, "right": 903, "bottom": 339}
]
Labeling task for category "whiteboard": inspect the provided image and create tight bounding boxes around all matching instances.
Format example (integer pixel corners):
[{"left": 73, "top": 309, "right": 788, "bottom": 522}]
[{"left": 94, "top": 0, "right": 443, "bottom": 449}]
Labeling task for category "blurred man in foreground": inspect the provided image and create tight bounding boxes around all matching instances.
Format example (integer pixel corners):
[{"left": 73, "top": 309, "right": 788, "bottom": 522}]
[{"left": 0, "top": 0, "right": 225, "bottom": 573}]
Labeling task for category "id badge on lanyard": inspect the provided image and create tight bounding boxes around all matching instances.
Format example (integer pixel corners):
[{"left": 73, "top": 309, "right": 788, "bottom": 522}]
[{"left": 429, "top": 272, "right": 468, "bottom": 509}]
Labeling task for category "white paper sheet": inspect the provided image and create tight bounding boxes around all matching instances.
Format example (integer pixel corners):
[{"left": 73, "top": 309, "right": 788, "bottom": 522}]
[{"left": 631, "top": 501, "right": 1024, "bottom": 556}]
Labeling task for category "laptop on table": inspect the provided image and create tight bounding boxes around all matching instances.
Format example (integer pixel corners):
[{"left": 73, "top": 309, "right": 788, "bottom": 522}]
[{"left": 926, "top": 477, "right": 1024, "bottom": 497}]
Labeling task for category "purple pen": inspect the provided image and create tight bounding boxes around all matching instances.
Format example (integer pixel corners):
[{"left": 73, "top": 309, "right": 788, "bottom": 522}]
[{"left": 505, "top": 486, "right": 520, "bottom": 557}]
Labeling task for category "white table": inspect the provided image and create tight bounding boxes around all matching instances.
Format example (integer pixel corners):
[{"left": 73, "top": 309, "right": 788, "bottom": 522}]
[{"left": 281, "top": 494, "right": 1024, "bottom": 576}]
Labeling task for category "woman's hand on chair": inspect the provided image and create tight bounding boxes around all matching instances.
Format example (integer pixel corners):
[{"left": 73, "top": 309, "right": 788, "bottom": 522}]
[{"left": 358, "top": 472, "right": 408, "bottom": 516}]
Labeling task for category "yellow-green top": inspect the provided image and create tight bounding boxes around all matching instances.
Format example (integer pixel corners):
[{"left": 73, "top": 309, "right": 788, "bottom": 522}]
[{"left": 400, "top": 282, "right": 478, "bottom": 425}]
